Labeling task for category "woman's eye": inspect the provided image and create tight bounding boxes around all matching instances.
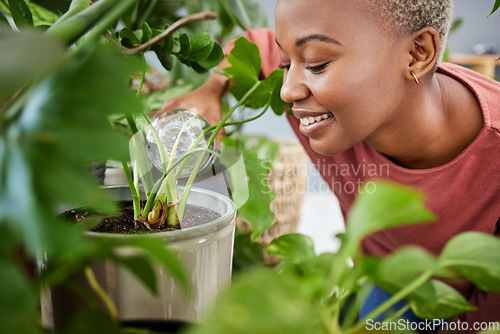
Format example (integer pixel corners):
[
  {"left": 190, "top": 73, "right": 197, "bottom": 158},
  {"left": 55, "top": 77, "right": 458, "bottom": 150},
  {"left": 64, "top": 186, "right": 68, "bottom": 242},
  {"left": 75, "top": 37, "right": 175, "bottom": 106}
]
[
  {"left": 306, "top": 62, "right": 329, "bottom": 73},
  {"left": 279, "top": 64, "right": 290, "bottom": 70}
]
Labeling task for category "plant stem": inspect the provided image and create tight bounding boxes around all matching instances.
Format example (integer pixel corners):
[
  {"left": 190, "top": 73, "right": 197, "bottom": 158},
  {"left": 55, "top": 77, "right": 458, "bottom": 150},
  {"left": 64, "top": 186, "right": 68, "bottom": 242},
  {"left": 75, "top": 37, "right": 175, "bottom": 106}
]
[
  {"left": 121, "top": 12, "right": 218, "bottom": 55},
  {"left": 84, "top": 267, "right": 118, "bottom": 320},
  {"left": 72, "top": 0, "right": 137, "bottom": 52},
  {"left": 122, "top": 161, "right": 141, "bottom": 218},
  {"left": 347, "top": 271, "right": 433, "bottom": 334},
  {"left": 177, "top": 80, "right": 262, "bottom": 219},
  {"left": 47, "top": 0, "right": 126, "bottom": 46}
]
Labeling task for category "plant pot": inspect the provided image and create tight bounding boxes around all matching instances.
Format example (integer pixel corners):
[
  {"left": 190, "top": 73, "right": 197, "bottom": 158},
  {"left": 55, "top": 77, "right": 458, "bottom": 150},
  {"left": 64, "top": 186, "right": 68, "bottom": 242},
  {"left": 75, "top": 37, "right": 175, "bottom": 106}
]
[{"left": 41, "top": 185, "right": 236, "bottom": 330}]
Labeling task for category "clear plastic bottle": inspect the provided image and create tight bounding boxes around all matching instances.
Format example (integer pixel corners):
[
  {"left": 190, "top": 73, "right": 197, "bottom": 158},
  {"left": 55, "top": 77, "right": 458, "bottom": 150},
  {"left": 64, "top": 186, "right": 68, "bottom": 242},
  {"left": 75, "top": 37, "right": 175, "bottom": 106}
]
[{"left": 146, "top": 109, "right": 214, "bottom": 178}]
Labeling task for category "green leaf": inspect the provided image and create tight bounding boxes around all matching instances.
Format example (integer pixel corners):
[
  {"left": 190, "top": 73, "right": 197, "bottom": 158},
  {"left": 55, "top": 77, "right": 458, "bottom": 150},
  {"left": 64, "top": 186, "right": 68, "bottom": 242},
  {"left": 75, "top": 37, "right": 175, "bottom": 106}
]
[
  {"left": 8, "top": 0, "right": 34, "bottom": 28},
  {"left": 0, "top": 30, "right": 64, "bottom": 104},
  {"left": 119, "top": 27, "right": 141, "bottom": 48},
  {"left": 115, "top": 256, "right": 158, "bottom": 295},
  {"left": 178, "top": 32, "right": 191, "bottom": 56},
  {"left": 411, "top": 280, "right": 475, "bottom": 319},
  {"left": 197, "top": 42, "right": 223, "bottom": 69},
  {"left": 362, "top": 249, "right": 437, "bottom": 307},
  {"left": 185, "top": 269, "right": 319, "bottom": 334},
  {"left": 267, "top": 233, "right": 316, "bottom": 264},
  {"left": 1, "top": 44, "right": 143, "bottom": 255},
  {"left": 140, "top": 21, "right": 152, "bottom": 43},
  {"left": 116, "top": 237, "right": 189, "bottom": 293},
  {"left": 346, "top": 181, "right": 436, "bottom": 247},
  {"left": 221, "top": 137, "right": 275, "bottom": 240},
  {"left": 188, "top": 32, "right": 215, "bottom": 62},
  {"left": 0, "top": 258, "right": 39, "bottom": 334},
  {"left": 439, "top": 232, "right": 500, "bottom": 292},
  {"left": 155, "top": 49, "right": 174, "bottom": 71},
  {"left": 223, "top": 37, "right": 261, "bottom": 100},
  {"left": 26, "top": 1, "right": 60, "bottom": 27},
  {"left": 489, "top": 0, "right": 500, "bottom": 16}
]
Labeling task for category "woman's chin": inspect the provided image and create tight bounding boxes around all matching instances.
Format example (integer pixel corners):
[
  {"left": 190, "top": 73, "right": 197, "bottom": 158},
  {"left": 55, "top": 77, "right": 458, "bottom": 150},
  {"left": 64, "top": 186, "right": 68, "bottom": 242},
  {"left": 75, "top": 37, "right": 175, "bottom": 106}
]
[{"left": 308, "top": 138, "right": 345, "bottom": 156}]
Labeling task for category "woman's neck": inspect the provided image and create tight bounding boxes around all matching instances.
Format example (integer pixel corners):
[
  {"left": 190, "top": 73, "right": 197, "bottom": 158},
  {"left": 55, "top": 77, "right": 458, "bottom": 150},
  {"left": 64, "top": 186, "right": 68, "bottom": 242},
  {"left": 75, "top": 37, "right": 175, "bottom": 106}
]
[{"left": 365, "top": 72, "right": 483, "bottom": 169}]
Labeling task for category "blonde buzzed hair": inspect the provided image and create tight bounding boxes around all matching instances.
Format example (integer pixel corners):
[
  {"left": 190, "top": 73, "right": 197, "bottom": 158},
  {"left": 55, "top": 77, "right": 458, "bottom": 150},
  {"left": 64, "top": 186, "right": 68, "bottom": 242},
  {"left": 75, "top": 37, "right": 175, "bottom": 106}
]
[{"left": 364, "top": 0, "right": 454, "bottom": 63}]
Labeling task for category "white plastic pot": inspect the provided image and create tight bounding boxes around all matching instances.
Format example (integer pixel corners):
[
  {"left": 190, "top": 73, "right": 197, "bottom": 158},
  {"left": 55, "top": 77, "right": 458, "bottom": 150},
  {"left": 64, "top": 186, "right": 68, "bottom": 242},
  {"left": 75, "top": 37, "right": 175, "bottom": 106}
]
[{"left": 41, "top": 185, "right": 236, "bottom": 329}]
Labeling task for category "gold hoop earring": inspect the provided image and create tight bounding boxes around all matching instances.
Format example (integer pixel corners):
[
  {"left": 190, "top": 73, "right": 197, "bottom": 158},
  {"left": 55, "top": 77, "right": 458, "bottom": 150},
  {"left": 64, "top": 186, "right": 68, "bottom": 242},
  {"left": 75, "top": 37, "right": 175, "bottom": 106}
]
[{"left": 411, "top": 71, "right": 420, "bottom": 85}]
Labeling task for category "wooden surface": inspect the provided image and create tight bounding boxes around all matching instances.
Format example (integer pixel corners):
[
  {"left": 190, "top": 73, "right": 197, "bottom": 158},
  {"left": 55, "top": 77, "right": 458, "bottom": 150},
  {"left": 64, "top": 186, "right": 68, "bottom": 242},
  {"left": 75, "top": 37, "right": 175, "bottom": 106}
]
[{"left": 449, "top": 54, "right": 500, "bottom": 78}]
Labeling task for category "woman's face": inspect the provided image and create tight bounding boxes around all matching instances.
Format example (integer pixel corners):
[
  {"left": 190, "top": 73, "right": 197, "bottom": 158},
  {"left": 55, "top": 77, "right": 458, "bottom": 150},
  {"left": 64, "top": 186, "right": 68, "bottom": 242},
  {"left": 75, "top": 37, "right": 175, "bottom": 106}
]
[{"left": 275, "top": 0, "right": 411, "bottom": 155}]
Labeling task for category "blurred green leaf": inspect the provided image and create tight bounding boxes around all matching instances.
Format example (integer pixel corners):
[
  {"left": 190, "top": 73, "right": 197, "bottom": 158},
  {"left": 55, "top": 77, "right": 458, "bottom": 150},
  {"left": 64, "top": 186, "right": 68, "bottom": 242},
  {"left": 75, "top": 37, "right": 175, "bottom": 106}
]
[
  {"left": 346, "top": 181, "right": 436, "bottom": 247},
  {"left": 61, "top": 308, "right": 120, "bottom": 334},
  {"left": 267, "top": 233, "right": 316, "bottom": 264},
  {"left": 189, "top": 32, "right": 215, "bottom": 62},
  {"left": 115, "top": 256, "right": 158, "bottom": 295},
  {"left": 439, "top": 232, "right": 500, "bottom": 292},
  {"left": 8, "top": 0, "right": 34, "bottom": 28},
  {"left": 232, "top": 229, "right": 265, "bottom": 274},
  {"left": 186, "top": 268, "right": 319, "bottom": 334},
  {"left": 0, "top": 30, "right": 64, "bottom": 104},
  {"left": 114, "top": 237, "right": 189, "bottom": 293},
  {"left": 411, "top": 280, "right": 475, "bottom": 320},
  {"left": 221, "top": 136, "right": 276, "bottom": 240},
  {"left": 0, "top": 258, "right": 39, "bottom": 334}
]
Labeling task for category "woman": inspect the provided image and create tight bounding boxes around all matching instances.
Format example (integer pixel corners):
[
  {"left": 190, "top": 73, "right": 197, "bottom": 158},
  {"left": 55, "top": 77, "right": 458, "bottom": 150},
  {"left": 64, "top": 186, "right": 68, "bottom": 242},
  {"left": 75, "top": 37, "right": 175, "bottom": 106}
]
[{"left": 159, "top": 0, "right": 500, "bottom": 329}]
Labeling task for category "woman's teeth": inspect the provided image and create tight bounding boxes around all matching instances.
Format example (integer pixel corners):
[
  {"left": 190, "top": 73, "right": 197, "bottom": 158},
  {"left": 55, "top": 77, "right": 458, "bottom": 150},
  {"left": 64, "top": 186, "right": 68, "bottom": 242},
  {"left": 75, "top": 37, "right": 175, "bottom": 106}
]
[{"left": 300, "top": 113, "right": 331, "bottom": 126}]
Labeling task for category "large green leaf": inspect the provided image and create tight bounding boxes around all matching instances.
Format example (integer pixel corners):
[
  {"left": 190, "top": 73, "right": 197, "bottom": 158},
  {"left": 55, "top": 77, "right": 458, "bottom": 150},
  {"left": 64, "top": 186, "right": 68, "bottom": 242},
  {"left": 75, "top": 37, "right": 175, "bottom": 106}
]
[
  {"left": 411, "top": 280, "right": 475, "bottom": 320},
  {"left": 439, "top": 232, "right": 500, "bottom": 292},
  {"left": 346, "top": 181, "right": 436, "bottom": 247},
  {"left": 188, "top": 32, "right": 215, "bottom": 62},
  {"left": 0, "top": 43, "right": 143, "bottom": 255},
  {"left": 223, "top": 37, "right": 288, "bottom": 114},
  {"left": 0, "top": 31, "right": 64, "bottom": 104},
  {"left": 224, "top": 37, "right": 261, "bottom": 101},
  {"left": 267, "top": 233, "right": 316, "bottom": 264}
]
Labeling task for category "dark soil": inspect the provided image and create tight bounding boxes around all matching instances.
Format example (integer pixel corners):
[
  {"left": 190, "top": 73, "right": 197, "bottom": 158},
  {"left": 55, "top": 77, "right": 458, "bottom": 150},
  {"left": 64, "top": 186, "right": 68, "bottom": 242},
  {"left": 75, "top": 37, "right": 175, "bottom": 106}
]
[{"left": 61, "top": 201, "right": 220, "bottom": 234}]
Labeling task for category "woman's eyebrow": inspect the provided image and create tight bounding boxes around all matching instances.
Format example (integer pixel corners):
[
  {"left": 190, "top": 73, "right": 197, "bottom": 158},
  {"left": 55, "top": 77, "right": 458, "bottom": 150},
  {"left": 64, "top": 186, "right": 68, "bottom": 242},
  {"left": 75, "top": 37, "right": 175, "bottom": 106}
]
[
  {"left": 296, "top": 34, "right": 341, "bottom": 47},
  {"left": 275, "top": 34, "right": 341, "bottom": 48}
]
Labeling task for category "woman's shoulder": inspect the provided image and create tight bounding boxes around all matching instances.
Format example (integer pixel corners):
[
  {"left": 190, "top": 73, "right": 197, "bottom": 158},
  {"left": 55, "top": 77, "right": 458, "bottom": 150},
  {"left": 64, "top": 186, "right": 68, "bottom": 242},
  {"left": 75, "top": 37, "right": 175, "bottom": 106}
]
[{"left": 437, "top": 62, "right": 500, "bottom": 131}]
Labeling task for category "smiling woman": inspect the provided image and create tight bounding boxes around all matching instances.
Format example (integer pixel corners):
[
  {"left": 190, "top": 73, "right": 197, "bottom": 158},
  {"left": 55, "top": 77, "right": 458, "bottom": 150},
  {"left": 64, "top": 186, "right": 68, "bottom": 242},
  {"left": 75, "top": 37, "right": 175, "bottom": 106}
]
[{"left": 157, "top": 0, "right": 500, "bottom": 331}]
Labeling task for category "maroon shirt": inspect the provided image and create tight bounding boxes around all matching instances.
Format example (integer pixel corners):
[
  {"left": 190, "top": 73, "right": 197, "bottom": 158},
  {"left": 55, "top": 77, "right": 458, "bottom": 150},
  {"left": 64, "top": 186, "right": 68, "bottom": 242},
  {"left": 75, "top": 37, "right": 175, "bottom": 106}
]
[{"left": 234, "top": 28, "right": 500, "bottom": 325}]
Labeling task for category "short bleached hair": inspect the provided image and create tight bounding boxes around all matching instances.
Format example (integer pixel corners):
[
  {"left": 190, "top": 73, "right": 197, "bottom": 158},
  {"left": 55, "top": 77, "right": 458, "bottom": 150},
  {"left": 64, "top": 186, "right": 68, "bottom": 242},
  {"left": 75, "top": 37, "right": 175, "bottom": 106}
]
[{"left": 364, "top": 0, "right": 454, "bottom": 63}]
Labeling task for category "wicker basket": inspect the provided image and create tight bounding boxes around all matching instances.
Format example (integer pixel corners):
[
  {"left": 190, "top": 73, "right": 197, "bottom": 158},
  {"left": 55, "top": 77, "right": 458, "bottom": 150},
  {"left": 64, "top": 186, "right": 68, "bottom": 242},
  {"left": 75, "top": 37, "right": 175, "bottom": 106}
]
[{"left": 236, "top": 137, "right": 308, "bottom": 264}]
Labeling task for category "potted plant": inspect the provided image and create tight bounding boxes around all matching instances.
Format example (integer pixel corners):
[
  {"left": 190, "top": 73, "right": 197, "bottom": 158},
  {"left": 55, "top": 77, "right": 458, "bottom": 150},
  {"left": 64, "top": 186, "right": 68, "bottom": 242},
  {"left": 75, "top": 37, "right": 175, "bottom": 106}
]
[{"left": 0, "top": 0, "right": 279, "bottom": 333}]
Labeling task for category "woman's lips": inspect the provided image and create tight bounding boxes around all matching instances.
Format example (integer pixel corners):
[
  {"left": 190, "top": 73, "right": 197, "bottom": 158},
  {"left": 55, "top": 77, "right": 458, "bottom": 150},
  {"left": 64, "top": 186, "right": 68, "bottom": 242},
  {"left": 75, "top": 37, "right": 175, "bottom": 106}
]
[{"left": 294, "top": 111, "right": 335, "bottom": 137}]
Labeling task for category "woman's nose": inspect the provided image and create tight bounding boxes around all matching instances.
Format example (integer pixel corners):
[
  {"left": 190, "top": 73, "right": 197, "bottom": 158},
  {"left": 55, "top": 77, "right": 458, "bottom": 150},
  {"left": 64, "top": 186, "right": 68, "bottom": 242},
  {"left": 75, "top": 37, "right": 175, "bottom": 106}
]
[{"left": 280, "top": 66, "right": 309, "bottom": 103}]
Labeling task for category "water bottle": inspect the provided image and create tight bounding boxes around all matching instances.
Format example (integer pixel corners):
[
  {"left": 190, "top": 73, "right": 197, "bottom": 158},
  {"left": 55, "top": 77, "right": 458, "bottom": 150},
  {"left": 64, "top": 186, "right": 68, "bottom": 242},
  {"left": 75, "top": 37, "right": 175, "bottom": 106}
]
[{"left": 146, "top": 109, "right": 214, "bottom": 178}]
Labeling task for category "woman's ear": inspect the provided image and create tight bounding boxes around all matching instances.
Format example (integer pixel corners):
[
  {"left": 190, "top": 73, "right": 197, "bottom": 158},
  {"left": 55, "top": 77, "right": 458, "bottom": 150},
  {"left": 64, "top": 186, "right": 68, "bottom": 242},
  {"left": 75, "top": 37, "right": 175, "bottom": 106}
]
[{"left": 406, "top": 27, "right": 440, "bottom": 82}]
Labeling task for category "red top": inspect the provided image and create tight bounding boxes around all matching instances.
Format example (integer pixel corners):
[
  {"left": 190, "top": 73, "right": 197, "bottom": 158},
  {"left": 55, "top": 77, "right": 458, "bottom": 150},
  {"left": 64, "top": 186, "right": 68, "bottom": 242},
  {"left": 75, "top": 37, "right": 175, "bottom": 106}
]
[{"left": 230, "top": 28, "right": 500, "bottom": 324}]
